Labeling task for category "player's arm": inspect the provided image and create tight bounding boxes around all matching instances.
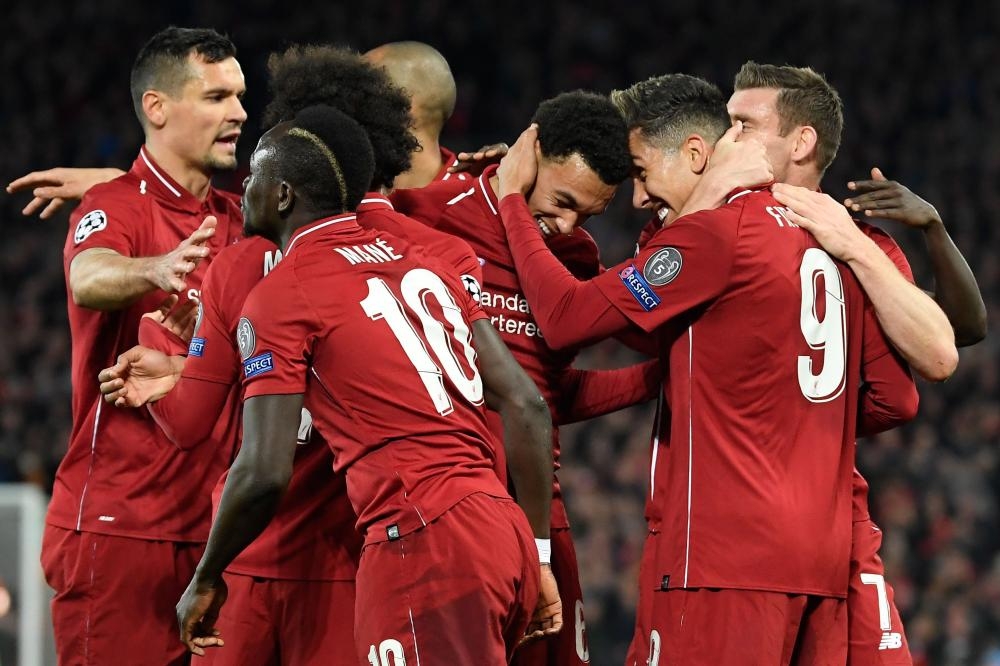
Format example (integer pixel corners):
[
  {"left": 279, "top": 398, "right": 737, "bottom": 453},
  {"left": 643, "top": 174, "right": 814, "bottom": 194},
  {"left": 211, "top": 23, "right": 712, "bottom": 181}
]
[
  {"left": 773, "top": 184, "right": 958, "bottom": 382},
  {"left": 473, "top": 319, "right": 552, "bottom": 537},
  {"left": 857, "top": 304, "right": 921, "bottom": 437},
  {"left": 70, "top": 215, "right": 217, "bottom": 311},
  {"left": 845, "top": 168, "right": 986, "bottom": 346},
  {"left": 7, "top": 167, "right": 124, "bottom": 219},
  {"left": 177, "top": 392, "right": 301, "bottom": 655},
  {"left": 556, "top": 360, "right": 661, "bottom": 424},
  {"left": 674, "top": 122, "right": 773, "bottom": 218}
]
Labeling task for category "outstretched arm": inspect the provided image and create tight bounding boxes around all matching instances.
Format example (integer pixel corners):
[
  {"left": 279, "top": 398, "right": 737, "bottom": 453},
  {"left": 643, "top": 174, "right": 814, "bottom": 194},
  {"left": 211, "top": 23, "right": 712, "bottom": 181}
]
[
  {"left": 70, "top": 216, "right": 217, "bottom": 310},
  {"left": 557, "top": 360, "right": 661, "bottom": 424},
  {"left": 845, "top": 168, "right": 986, "bottom": 346},
  {"left": 7, "top": 167, "right": 124, "bottom": 219},
  {"left": 773, "top": 184, "right": 958, "bottom": 382},
  {"left": 176, "top": 393, "right": 302, "bottom": 655}
]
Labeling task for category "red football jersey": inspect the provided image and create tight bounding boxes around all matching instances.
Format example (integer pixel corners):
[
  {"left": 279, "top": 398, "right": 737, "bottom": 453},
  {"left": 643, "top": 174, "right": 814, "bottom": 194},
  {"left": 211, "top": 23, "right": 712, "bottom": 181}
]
[
  {"left": 391, "top": 166, "right": 603, "bottom": 528},
  {"left": 160, "top": 235, "right": 360, "bottom": 581},
  {"left": 239, "top": 215, "right": 507, "bottom": 545},
  {"left": 52, "top": 147, "right": 242, "bottom": 541},
  {"left": 590, "top": 189, "right": 915, "bottom": 596},
  {"left": 434, "top": 146, "right": 471, "bottom": 183}
]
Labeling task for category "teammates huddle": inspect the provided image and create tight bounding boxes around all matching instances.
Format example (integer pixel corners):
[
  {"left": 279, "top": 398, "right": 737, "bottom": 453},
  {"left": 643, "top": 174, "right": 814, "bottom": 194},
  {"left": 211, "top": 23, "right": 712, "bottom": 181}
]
[{"left": 8, "top": 24, "right": 986, "bottom": 666}]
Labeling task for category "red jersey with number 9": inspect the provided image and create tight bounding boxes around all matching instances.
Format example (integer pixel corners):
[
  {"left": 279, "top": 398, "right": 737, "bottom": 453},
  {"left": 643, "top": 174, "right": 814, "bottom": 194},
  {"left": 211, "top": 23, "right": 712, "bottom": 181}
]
[{"left": 240, "top": 214, "right": 508, "bottom": 545}]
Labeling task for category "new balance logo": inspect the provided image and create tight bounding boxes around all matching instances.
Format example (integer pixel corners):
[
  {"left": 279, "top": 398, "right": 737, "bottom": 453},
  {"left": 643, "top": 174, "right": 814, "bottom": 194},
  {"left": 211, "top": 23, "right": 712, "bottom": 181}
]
[{"left": 878, "top": 632, "right": 903, "bottom": 650}]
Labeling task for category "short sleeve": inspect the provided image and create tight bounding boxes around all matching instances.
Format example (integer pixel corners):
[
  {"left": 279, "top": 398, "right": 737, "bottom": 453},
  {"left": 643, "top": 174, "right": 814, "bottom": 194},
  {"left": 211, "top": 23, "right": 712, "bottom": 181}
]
[
  {"left": 239, "top": 267, "right": 323, "bottom": 398},
  {"left": 66, "top": 186, "right": 142, "bottom": 263},
  {"left": 183, "top": 276, "right": 240, "bottom": 384},
  {"left": 592, "top": 204, "right": 741, "bottom": 332}
]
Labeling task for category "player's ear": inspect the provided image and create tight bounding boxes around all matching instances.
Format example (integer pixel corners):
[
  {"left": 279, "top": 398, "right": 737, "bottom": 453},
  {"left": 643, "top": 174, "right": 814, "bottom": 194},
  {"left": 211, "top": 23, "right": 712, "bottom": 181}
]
[
  {"left": 687, "top": 134, "right": 710, "bottom": 175},
  {"left": 277, "top": 181, "right": 294, "bottom": 214},
  {"left": 142, "top": 91, "right": 167, "bottom": 129},
  {"left": 791, "top": 125, "right": 818, "bottom": 164}
]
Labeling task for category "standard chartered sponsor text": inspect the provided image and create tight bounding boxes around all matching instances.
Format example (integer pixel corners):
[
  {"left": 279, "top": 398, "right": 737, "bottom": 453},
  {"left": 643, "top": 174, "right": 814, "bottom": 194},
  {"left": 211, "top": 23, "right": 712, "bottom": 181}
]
[{"left": 480, "top": 288, "right": 543, "bottom": 339}]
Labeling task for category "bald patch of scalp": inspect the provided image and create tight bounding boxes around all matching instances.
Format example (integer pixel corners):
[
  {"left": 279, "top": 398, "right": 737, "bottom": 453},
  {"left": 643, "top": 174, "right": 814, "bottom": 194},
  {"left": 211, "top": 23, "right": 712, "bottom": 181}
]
[
  {"left": 365, "top": 41, "right": 457, "bottom": 135},
  {"left": 264, "top": 45, "right": 418, "bottom": 190},
  {"left": 531, "top": 91, "right": 632, "bottom": 186}
]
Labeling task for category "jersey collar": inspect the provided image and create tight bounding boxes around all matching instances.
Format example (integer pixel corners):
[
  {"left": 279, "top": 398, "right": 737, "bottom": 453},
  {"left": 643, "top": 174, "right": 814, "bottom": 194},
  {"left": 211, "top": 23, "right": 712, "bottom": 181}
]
[
  {"left": 357, "top": 192, "right": 394, "bottom": 212},
  {"left": 284, "top": 213, "right": 359, "bottom": 257},
  {"left": 130, "top": 146, "right": 218, "bottom": 214}
]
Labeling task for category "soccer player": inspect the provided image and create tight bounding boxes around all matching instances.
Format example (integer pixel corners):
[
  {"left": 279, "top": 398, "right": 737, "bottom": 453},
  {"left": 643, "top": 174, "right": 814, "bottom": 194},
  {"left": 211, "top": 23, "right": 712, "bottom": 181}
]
[
  {"left": 493, "top": 71, "right": 921, "bottom": 663},
  {"left": 38, "top": 27, "right": 247, "bottom": 665},
  {"left": 725, "top": 62, "right": 977, "bottom": 665},
  {"left": 363, "top": 40, "right": 472, "bottom": 187},
  {"left": 174, "top": 104, "right": 559, "bottom": 664}
]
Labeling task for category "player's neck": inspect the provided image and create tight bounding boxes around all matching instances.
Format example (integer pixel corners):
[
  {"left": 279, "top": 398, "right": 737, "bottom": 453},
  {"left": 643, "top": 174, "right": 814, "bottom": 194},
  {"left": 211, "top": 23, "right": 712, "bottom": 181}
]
[
  {"left": 281, "top": 209, "right": 340, "bottom": 249},
  {"left": 782, "top": 164, "right": 822, "bottom": 191},
  {"left": 392, "top": 132, "right": 443, "bottom": 190},
  {"left": 142, "top": 141, "right": 212, "bottom": 200}
]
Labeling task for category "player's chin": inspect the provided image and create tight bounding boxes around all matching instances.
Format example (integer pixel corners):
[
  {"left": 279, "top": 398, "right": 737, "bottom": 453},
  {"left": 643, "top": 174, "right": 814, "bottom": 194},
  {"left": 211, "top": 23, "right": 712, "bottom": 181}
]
[{"left": 206, "top": 150, "right": 239, "bottom": 172}]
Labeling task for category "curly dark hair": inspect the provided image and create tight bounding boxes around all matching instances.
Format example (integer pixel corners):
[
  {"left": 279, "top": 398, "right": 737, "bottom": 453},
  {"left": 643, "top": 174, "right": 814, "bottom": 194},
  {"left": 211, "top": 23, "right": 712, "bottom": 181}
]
[
  {"left": 264, "top": 45, "right": 418, "bottom": 190},
  {"left": 530, "top": 91, "right": 632, "bottom": 186},
  {"left": 273, "top": 105, "right": 375, "bottom": 214}
]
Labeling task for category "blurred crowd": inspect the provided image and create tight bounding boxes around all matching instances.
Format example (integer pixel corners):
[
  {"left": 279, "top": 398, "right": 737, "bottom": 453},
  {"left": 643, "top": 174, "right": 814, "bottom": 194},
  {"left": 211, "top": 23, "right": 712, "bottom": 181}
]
[{"left": 1, "top": 1, "right": 996, "bottom": 663}]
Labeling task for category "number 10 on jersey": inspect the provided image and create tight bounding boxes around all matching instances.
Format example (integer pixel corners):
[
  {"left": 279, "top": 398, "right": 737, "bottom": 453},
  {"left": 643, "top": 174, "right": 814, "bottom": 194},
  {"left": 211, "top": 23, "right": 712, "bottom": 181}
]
[{"left": 361, "top": 267, "right": 484, "bottom": 415}]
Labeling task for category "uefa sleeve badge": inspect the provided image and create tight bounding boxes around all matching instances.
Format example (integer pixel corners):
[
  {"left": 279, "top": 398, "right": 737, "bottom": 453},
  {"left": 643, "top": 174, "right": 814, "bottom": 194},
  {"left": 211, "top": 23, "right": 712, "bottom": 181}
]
[{"left": 73, "top": 210, "right": 108, "bottom": 245}]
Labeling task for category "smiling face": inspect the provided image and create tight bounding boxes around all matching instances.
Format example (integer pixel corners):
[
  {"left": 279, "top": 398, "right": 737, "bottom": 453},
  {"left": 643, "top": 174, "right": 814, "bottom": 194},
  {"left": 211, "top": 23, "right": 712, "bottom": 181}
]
[
  {"left": 161, "top": 54, "right": 247, "bottom": 172},
  {"left": 628, "top": 129, "right": 700, "bottom": 219},
  {"left": 527, "top": 153, "right": 617, "bottom": 236}
]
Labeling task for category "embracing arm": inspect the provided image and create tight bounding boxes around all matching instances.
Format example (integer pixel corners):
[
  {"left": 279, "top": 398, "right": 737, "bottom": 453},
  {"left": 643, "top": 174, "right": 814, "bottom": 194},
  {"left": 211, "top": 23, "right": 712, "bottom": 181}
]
[
  {"left": 557, "top": 360, "right": 661, "bottom": 424},
  {"left": 845, "top": 169, "right": 986, "bottom": 347}
]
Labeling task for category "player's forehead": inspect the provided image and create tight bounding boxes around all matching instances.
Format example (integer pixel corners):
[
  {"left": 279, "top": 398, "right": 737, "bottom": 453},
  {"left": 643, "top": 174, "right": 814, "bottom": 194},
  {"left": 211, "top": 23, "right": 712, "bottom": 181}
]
[
  {"left": 628, "top": 129, "right": 663, "bottom": 167},
  {"left": 250, "top": 123, "right": 289, "bottom": 171},
  {"left": 180, "top": 53, "right": 246, "bottom": 97},
  {"left": 727, "top": 87, "right": 779, "bottom": 121},
  {"left": 539, "top": 153, "right": 617, "bottom": 213}
]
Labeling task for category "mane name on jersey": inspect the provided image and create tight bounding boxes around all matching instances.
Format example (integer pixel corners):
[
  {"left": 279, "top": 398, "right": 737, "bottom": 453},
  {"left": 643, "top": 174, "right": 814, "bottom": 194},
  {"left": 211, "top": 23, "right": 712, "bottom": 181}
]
[{"left": 333, "top": 238, "right": 404, "bottom": 266}]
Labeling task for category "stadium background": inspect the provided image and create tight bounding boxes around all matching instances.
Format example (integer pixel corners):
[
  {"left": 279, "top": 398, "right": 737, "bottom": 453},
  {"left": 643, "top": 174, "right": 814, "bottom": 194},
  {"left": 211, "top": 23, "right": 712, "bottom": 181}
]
[{"left": 0, "top": 1, "right": 996, "bottom": 663}]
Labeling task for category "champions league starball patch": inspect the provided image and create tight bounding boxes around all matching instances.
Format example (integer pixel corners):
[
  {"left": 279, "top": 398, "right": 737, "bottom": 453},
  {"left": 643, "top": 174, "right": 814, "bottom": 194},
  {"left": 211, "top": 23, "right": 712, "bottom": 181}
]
[
  {"left": 461, "top": 274, "right": 483, "bottom": 303},
  {"left": 642, "top": 247, "right": 683, "bottom": 287},
  {"left": 74, "top": 210, "right": 108, "bottom": 245},
  {"left": 236, "top": 317, "right": 256, "bottom": 360}
]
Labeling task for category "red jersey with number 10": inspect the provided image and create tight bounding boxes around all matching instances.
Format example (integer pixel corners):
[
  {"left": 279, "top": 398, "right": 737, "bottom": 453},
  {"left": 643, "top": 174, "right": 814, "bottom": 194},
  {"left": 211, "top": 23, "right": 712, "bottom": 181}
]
[{"left": 240, "top": 215, "right": 508, "bottom": 545}]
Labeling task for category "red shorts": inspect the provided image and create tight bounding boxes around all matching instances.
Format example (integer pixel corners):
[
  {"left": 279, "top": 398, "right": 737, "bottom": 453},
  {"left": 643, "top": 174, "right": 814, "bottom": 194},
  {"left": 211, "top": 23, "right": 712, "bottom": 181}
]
[
  {"left": 41, "top": 524, "right": 202, "bottom": 666},
  {"left": 848, "top": 520, "right": 912, "bottom": 665},
  {"left": 648, "top": 588, "right": 847, "bottom": 665},
  {"left": 624, "top": 529, "right": 659, "bottom": 666},
  {"left": 511, "top": 527, "right": 589, "bottom": 665},
  {"left": 354, "top": 493, "right": 538, "bottom": 665},
  {"left": 199, "top": 573, "right": 356, "bottom": 666}
]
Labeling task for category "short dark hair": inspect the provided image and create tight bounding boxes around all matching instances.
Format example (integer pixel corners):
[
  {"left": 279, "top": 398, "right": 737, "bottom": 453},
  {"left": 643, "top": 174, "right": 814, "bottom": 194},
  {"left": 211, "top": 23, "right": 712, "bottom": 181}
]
[
  {"left": 264, "top": 45, "right": 419, "bottom": 190},
  {"left": 611, "top": 74, "right": 730, "bottom": 150},
  {"left": 733, "top": 62, "right": 844, "bottom": 173},
  {"left": 273, "top": 105, "right": 375, "bottom": 214},
  {"left": 130, "top": 27, "right": 236, "bottom": 127},
  {"left": 531, "top": 91, "right": 632, "bottom": 186}
]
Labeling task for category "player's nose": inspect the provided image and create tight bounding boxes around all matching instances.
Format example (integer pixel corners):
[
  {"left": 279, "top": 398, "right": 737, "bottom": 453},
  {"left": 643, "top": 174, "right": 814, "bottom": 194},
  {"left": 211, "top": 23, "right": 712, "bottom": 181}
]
[{"left": 632, "top": 179, "right": 650, "bottom": 210}]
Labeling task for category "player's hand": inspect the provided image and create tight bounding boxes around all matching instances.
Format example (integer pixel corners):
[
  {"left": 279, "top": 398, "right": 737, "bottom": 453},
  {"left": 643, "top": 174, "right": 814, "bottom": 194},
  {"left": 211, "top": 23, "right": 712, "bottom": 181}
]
[
  {"left": 147, "top": 216, "right": 217, "bottom": 293},
  {"left": 143, "top": 294, "right": 201, "bottom": 344},
  {"left": 772, "top": 184, "right": 868, "bottom": 262},
  {"left": 707, "top": 122, "right": 773, "bottom": 190},
  {"left": 497, "top": 125, "right": 539, "bottom": 199},
  {"left": 98, "top": 345, "right": 182, "bottom": 407},
  {"left": 449, "top": 143, "right": 510, "bottom": 174},
  {"left": 520, "top": 564, "right": 563, "bottom": 646},
  {"left": 845, "top": 167, "right": 942, "bottom": 229},
  {"left": 6, "top": 167, "right": 124, "bottom": 219},
  {"left": 177, "top": 576, "right": 228, "bottom": 656}
]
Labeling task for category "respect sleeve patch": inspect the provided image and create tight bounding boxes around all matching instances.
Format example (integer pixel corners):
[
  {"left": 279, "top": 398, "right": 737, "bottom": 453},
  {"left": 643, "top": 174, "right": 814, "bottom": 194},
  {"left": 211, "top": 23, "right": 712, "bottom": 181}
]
[
  {"left": 188, "top": 337, "right": 206, "bottom": 357},
  {"left": 619, "top": 264, "right": 661, "bottom": 311},
  {"left": 243, "top": 352, "right": 274, "bottom": 378}
]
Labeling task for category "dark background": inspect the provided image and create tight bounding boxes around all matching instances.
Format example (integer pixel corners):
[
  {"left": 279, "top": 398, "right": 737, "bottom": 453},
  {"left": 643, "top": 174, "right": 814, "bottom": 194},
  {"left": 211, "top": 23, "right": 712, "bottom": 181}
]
[{"left": 1, "top": 1, "right": 997, "bottom": 663}]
